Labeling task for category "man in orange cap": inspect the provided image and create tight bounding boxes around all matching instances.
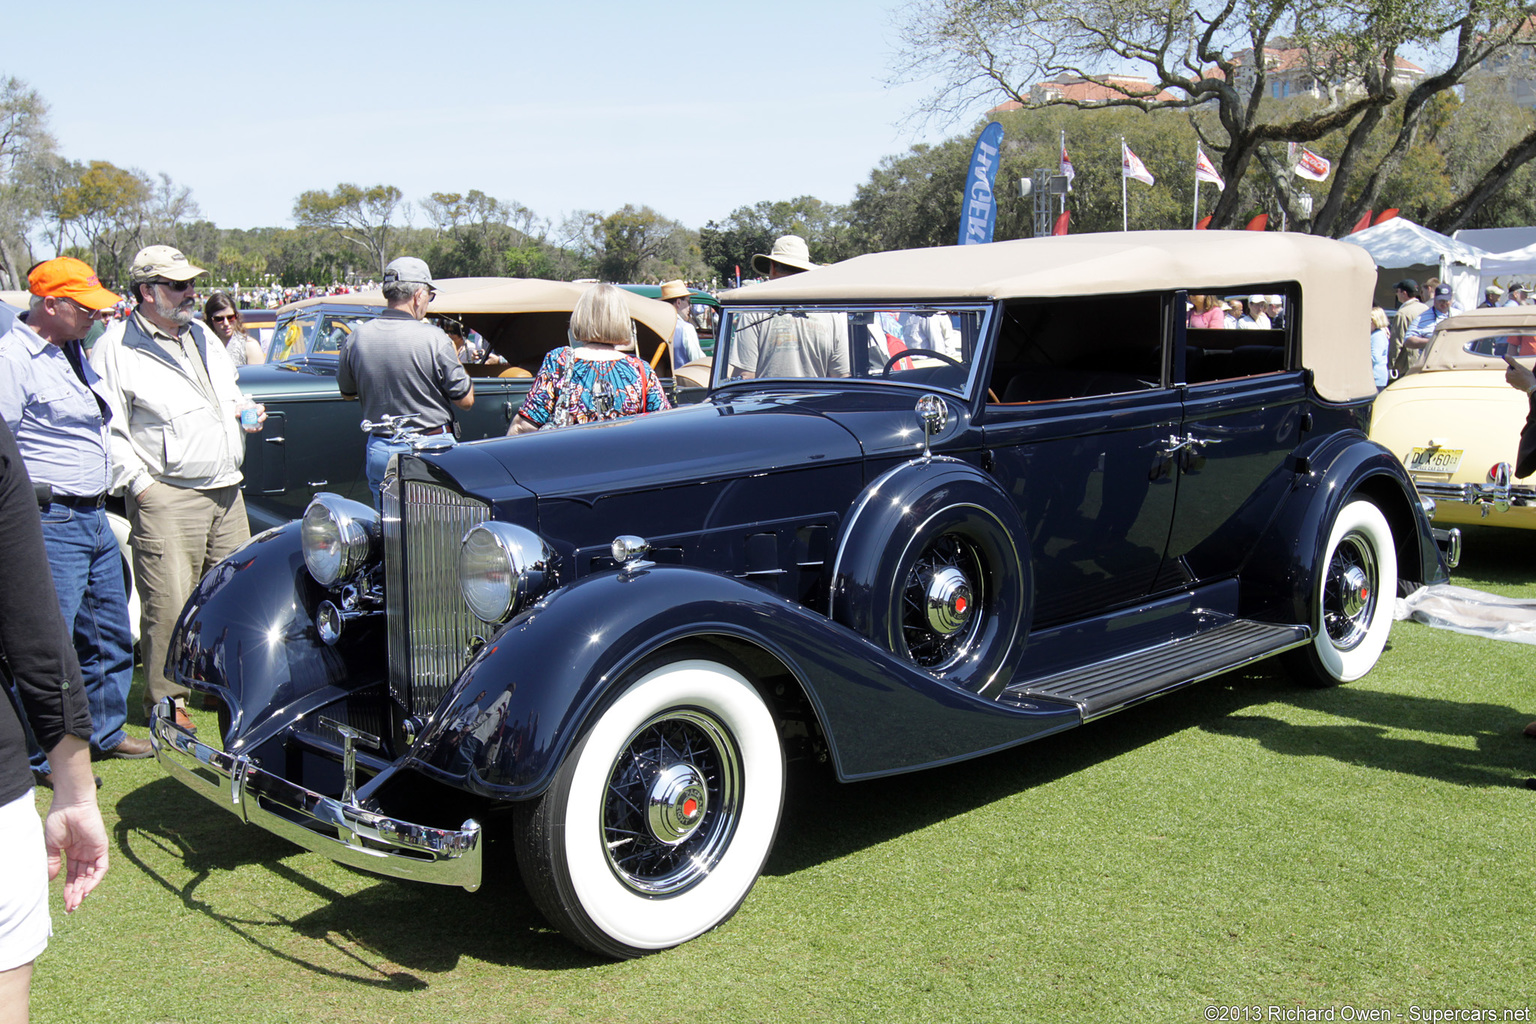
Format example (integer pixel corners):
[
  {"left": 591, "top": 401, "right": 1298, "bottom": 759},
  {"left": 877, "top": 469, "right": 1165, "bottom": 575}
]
[{"left": 0, "top": 257, "right": 151, "bottom": 778}]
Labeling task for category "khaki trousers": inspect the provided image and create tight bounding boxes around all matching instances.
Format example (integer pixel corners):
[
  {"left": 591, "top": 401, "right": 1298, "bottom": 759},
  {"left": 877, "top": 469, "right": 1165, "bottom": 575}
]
[{"left": 127, "top": 482, "right": 249, "bottom": 714}]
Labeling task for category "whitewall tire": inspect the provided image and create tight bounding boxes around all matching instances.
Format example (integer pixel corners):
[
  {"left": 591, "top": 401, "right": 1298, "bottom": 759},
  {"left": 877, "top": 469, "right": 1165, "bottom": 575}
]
[
  {"left": 1287, "top": 499, "right": 1397, "bottom": 686},
  {"left": 515, "top": 655, "right": 784, "bottom": 958}
]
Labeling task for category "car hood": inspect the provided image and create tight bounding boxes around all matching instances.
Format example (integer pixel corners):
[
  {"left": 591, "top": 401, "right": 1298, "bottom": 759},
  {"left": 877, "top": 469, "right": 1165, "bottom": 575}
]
[{"left": 469, "top": 393, "right": 866, "bottom": 500}]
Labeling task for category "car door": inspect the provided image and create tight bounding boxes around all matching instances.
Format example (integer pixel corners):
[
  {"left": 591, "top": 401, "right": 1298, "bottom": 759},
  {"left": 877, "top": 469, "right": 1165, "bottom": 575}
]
[
  {"left": 1156, "top": 288, "right": 1307, "bottom": 591},
  {"left": 980, "top": 293, "right": 1180, "bottom": 629}
]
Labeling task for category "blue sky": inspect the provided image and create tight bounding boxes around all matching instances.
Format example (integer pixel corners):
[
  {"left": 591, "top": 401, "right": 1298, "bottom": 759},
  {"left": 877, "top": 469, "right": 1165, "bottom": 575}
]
[{"left": 7, "top": 0, "right": 959, "bottom": 236}]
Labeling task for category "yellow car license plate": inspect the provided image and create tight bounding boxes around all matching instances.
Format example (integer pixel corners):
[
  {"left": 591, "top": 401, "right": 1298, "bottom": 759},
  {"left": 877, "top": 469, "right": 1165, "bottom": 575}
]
[{"left": 1407, "top": 447, "right": 1464, "bottom": 474}]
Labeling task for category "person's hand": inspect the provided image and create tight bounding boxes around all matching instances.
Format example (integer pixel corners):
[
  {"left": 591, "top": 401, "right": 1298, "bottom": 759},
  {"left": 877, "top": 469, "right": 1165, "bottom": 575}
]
[
  {"left": 1505, "top": 354, "right": 1536, "bottom": 394},
  {"left": 44, "top": 800, "right": 109, "bottom": 912},
  {"left": 41, "top": 736, "right": 108, "bottom": 912}
]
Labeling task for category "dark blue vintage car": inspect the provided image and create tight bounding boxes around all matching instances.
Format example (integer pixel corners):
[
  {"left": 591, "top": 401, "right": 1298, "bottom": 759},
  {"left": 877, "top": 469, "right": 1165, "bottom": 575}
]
[{"left": 151, "top": 232, "right": 1453, "bottom": 958}]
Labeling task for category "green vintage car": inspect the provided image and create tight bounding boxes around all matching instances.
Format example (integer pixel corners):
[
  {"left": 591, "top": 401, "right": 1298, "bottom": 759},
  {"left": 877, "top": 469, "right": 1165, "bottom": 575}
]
[{"left": 240, "top": 279, "right": 694, "bottom": 530}]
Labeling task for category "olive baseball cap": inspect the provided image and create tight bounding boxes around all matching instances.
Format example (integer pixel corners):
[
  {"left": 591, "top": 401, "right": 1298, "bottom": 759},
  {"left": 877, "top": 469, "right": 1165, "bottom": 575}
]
[
  {"left": 129, "top": 244, "right": 206, "bottom": 283},
  {"left": 28, "top": 257, "right": 121, "bottom": 309}
]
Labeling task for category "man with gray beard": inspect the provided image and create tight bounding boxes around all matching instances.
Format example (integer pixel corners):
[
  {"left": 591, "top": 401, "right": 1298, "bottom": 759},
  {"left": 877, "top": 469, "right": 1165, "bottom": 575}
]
[{"left": 89, "top": 245, "right": 265, "bottom": 733}]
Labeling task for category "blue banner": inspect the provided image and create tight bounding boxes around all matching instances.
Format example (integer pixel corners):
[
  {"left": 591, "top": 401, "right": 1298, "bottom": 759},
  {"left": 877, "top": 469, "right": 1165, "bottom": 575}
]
[{"left": 959, "top": 121, "right": 1005, "bottom": 246}]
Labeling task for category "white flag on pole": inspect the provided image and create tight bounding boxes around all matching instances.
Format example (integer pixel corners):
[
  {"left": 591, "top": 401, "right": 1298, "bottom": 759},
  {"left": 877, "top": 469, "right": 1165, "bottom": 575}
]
[
  {"left": 1122, "top": 142, "right": 1155, "bottom": 186},
  {"left": 1195, "top": 146, "right": 1225, "bottom": 190}
]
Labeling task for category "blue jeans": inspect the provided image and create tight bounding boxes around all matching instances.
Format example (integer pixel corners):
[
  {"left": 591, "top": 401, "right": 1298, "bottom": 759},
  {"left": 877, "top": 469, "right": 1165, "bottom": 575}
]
[
  {"left": 27, "top": 503, "right": 135, "bottom": 771},
  {"left": 366, "top": 434, "right": 455, "bottom": 507}
]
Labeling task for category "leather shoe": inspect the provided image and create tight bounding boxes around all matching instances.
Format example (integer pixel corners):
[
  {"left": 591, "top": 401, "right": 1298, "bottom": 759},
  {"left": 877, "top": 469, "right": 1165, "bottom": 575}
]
[
  {"left": 1524, "top": 720, "right": 1536, "bottom": 738},
  {"left": 98, "top": 735, "right": 153, "bottom": 760},
  {"left": 173, "top": 705, "right": 197, "bottom": 734}
]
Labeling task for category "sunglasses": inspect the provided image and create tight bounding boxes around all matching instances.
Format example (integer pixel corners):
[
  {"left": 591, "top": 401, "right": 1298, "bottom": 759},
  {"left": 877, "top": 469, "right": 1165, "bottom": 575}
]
[
  {"left": 210, "top": 313, "right": 240, "bottom": 323},
  {"left": 58, "top": 296, "right": 103, "bottom": 319},
  {"left": 152, "top": 279, "right": 197, "bottom": 293}
]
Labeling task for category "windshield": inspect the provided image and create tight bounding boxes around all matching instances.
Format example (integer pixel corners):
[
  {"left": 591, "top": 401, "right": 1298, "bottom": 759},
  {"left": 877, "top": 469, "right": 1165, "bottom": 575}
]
[
  {"left": 716, "top": 305, "right": 988, "bottom": 396},
  {"left": 270, "top": 309, "right": 380, "bottom": 362}
]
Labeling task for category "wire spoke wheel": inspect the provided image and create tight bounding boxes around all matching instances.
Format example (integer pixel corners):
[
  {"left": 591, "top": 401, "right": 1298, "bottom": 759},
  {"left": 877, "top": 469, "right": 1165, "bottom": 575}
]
[
  {"left": 602, "top": 709, "right": 742, "bottom": 896},
  {"left": 899, "top": 532, "right": 985, "bottom": 671},
  {"left": 1321, "top": 528, "right": 1378, "bottom": 652}
]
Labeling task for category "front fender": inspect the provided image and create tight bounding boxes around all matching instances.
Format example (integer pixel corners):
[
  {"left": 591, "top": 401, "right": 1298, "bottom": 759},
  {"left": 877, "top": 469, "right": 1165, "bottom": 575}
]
[
  {"left": 169, "top": 520, "right": 385, "bottom": 739},
  {"left": 406, "top": 564, "right": 1079, "bottom": 800},
  {"left": 1244, "top": 430, "right": 1444, "bottom": 624}
]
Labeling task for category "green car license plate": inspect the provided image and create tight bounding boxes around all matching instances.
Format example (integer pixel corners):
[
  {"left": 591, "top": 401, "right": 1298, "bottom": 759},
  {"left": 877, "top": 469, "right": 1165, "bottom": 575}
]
[{"left": 1407, "top": 447, "right": 1464, "bottom": 474}]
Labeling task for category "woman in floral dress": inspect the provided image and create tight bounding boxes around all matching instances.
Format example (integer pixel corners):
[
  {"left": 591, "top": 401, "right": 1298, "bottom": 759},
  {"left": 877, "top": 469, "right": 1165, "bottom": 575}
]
[{"left": 509, "top": 283, "right": 671, "bottom": 434}]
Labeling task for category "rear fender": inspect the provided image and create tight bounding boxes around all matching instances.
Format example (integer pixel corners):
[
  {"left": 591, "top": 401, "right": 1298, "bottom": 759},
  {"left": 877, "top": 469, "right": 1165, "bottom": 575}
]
[
  {"left": 1244, "top": 431, "right": 1444, "bottom": 623},
  {"left": 406, "top": 564, "right": 1078, "bottom": 800}
]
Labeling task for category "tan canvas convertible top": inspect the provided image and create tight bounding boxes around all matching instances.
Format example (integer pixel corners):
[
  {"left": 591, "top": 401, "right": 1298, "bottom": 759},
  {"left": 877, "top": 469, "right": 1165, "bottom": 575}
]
[
  {"left": 724, "top": 231, "right": 1377, "bottom": 402},
  {"left": 280, "top": 277, "right": 679, "bottom": 363},
  {"left": 1422, "top": 306, "right": 1536, "bottom": 372}
]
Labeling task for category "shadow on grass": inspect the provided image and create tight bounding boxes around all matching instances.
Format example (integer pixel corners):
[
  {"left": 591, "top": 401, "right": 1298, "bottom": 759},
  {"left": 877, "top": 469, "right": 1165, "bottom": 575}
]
[
  {"left": 1448, "top": 524, "right": 1536, "bottom": 590},
  {"left": 112, "top": 778, "right": 607, "bottom": 979},
  {"left": 1204, "top": 675, "right": 1533, "bottom": 789},
  {"left": 765, "top": 660, "right": 1301, "bottom": 878}
]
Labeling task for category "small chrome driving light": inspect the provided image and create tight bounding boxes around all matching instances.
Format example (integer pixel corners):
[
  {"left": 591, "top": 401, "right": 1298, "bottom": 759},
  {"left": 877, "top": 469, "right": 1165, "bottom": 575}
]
[
  {"left": 458, "top": 522, "right": 556, "bottom": 624},
  {"left": 301, "top": 494, "right": 381, "bottom": 586},
  {"left": 612, "top": 535, "right": 650, "bottom": 565}
]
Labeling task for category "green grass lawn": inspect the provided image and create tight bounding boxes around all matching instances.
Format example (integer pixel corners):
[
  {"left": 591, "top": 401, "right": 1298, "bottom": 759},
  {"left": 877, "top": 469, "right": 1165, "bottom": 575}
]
[{"left": 29, "top": 525, "right": 1536, "bottom": 1023}]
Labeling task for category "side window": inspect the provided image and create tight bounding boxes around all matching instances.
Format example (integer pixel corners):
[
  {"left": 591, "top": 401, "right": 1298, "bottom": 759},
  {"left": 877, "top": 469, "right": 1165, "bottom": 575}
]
[
  {"left": 1184, "top": 287, "right": 1294, "bottom": 384},
  {"left": 988, "top": 294, "right": 1164, "bottom": 403}
]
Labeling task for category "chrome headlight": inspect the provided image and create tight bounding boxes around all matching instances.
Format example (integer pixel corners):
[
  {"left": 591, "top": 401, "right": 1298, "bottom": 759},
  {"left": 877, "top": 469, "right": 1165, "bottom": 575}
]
[
  {"left": 301, "top": 494, "right": 381, "bottom": 586},
  {"left": 458, "top": 522, "right": 556, "bottom": 623}
]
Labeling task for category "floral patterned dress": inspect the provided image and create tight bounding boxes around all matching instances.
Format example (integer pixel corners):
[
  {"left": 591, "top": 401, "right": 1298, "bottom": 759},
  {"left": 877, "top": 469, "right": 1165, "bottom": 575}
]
[{"left": 517, "top": 346, "right": 670, "bottom": 429}]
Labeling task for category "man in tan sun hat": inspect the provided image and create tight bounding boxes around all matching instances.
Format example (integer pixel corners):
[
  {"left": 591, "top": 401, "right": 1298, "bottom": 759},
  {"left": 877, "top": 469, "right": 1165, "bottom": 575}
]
[
  {"left": 751, "top": 234, "right": 817, "bottom": 279},
  {"left": 731, "top": 235, "right": 848, "bottom": 379},
  {"left": 89, "top": 245, "right": 265, "bottom": 733},
  {"left": 658, "top": 280, "right": 705, "bottom": 366}
]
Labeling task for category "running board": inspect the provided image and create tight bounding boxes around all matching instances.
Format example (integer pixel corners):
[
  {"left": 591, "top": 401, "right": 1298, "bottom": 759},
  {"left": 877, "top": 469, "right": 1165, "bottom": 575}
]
[{"left": 999, "top": 619, "right": 1310, "bottom": 722}]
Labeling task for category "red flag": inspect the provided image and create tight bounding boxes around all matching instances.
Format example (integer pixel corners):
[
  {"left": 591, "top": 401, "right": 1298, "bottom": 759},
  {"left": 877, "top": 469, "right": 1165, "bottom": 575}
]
[
  {"left": 1374, "top": 209, "right": 1400, "bottom": 225},
  {"left": 1350, "top": 211, "right": 1373, "bottom": 233},
  {"left": 1051, "top": 210, "right": 1070, "bottom": 236},
  {"left": 1245, "top": 214, "right": 1269, "bottom": 231},
  {"left": 1195, "top": 215, "right": 1212, "bottom": 230}
]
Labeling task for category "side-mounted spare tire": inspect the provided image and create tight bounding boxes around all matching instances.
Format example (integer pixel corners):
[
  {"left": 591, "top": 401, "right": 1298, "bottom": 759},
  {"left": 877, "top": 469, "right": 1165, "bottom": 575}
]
[
  {"left": 830, "top": 458, "right": 1031, "bottom": 695},
  {"left": 1285, "top": 498, "right": 1398, "bottom": 686}
]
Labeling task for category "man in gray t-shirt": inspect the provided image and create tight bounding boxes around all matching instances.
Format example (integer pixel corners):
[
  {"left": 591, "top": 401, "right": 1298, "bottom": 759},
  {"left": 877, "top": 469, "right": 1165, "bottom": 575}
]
[{"left": 337, "top": 257, "right": 473, "bottom": 505}]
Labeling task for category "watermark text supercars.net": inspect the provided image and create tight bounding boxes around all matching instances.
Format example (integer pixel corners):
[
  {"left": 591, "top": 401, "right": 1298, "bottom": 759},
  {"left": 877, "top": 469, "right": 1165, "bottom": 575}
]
[{"left": 1204, "top": 1006, "right": 1531, "bottom": 1022}]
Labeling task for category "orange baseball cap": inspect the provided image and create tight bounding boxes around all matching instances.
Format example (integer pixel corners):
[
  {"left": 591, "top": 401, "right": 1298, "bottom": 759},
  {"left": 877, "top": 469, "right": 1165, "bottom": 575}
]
[{"left": 29, "top": 257, "right": 122, "bottom": 310}]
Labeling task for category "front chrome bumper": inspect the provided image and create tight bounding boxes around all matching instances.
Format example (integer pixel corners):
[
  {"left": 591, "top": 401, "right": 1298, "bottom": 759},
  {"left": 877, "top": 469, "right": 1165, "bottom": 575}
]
[{"left": 149, "top": 701, "right": 482, "bottom": 892}]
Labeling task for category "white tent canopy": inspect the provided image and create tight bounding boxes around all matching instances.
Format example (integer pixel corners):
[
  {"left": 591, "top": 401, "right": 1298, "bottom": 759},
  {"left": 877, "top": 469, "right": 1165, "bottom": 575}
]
[
  {"left": 1340, "top": 218, "right": 1487, "bottom": 309},
  {"left": 1478, "top": 242, "right": 1536, "bottom": 295}
]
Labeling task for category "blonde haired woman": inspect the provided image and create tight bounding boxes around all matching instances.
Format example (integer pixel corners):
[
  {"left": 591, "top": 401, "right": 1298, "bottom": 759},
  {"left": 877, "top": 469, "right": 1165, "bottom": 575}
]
[{"left": 509, "top": 283, "right": 670, "bottom": 434}]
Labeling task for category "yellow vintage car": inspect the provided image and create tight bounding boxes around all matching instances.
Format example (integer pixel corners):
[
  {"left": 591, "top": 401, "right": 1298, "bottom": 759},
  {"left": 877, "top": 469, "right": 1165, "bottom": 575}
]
[{"left": 1371, "top": 306, "right": 1536, "bottom": 529}]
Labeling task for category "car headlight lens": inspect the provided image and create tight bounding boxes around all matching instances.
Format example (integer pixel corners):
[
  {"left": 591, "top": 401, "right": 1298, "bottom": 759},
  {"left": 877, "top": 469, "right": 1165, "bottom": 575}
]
[
  {"left": 459, "top": 522, "right": 557, "bottom": 623},
  {"left": 301, "top": 494, "right": 381, "bottom": 586}
]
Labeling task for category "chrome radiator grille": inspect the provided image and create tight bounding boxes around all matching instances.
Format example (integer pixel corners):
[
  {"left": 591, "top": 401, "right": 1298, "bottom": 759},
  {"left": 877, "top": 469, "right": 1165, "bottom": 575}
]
[{"left": 384, "top": 478, "right": 490, "bottom": 715}]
